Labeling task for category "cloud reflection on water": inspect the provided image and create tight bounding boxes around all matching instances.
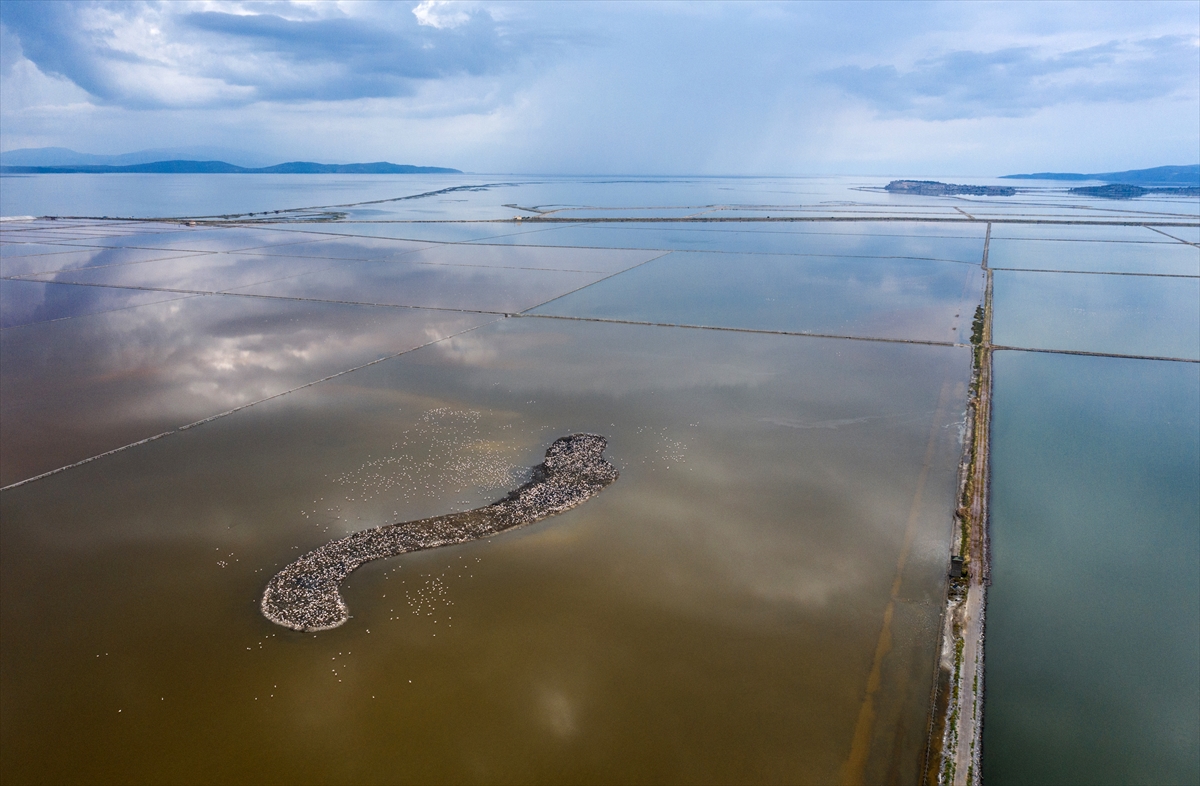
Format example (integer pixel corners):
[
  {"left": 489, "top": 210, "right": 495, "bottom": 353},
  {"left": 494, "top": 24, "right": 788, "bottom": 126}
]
[{"left": 0, "top": 293, "right": 492, "bottom": 484}]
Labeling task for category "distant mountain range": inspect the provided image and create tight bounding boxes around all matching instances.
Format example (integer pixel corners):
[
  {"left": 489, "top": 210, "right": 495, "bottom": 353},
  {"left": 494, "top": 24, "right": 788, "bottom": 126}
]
[
  {"left": 0, "top": 160, "right": 461, "bottom": 175},
  {"left": 1001, "top": 164, "right": 1199, "bottom": 187},
  {"left": 0, "top": 147, "right": 460, "bottom": 175},
  {"left": 0, "top": 146, "right": 275, "bottom": 168}
]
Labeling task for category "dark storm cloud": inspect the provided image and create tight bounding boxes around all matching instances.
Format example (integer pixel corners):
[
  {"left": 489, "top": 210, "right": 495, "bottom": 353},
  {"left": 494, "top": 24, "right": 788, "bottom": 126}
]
[
  {"left": 822, "top": 36, "right": 1198, "bottom": 120},
  {"left": 0, "top": 1, "right": 536, "bottom": 106},
  {"left": 0, "top": 0, "right": 135, "bottom": 100},
  {"left": 180, "top": 9, "right": 512, "bottom": 96}
]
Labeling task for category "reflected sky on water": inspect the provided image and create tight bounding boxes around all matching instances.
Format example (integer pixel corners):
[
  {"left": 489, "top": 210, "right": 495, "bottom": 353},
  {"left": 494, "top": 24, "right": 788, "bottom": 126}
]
[
  {"left": 1, "top": 295, "right": 493, "bottom": 485},
  {"left": 459, "top": 223, "right": 986, "bottom": 261},
  {"left": 1, "top": 316, "right": 968, "bottom": 784},
  {"left": 987, "top": 224, "right": 1179, "bottom": 242},
  {"left": 992, "top": 269, "right": 1200, "bottom": 360},
  {"left": 531, "top": 251, "right": 982, "bottom": 343},
  {"left": 0, "top": 278, "right": 196, "bottom": 328},
  {"left": 987, "top": 238, "right": 1199, "bottom": 276},
  {"left": 1, "top": 245, "right": 212, "bottom": 279}
]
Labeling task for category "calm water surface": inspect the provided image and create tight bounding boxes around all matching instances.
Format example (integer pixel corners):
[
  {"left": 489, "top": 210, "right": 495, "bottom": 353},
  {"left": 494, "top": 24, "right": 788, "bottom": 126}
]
[
  {"left": 1, "top": 318, "right": 969, "bottom": 784},
  {"left": 2, "top": 176, "right": 1198, "bottom": 784},
  {"left": 985, "top": 352, "right": 1200, "bottom": 785},
  {"left": 530, "top": 250, "right": 983, "bottom": 342},
  {"left": 991, "top": 268, "right": 1200, "bottom": 360},
  {"left": 987, "top": 238, "right": 1199, "bottom": 276},
  {"left": 0, "top": 191, "right": 979, "bottom": 784}
]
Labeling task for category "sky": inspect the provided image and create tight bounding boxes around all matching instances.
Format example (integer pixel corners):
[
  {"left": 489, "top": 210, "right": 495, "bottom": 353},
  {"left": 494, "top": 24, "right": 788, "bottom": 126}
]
[{"left": 0, "top": 0, "right": 1197, "bottom": 175}]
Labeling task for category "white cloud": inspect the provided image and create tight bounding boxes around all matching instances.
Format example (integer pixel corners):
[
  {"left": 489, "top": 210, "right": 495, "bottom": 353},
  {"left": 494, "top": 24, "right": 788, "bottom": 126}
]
[
  {"left": 413, "top": 0, "right": 471, "bottom": 30},
  {"left": 821, "top": 36, "right": 1198, "bottom": 120}
]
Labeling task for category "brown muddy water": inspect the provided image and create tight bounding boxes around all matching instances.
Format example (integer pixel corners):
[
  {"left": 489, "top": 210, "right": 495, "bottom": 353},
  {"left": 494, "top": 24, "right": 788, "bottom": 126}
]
[
  {"left": 1, "top": 312, "right": 970, "bottom": 784},
  {"left": 1, "top": 212, "right": 974, "bottom": 784}
]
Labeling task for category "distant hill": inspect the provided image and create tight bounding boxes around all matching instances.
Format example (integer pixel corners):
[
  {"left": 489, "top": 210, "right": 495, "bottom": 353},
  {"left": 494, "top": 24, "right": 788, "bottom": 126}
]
[
  {"left": 0, "top": 146, "right": 274, "bottom": 168},
  {"left": 0, "top": 160, "right": 462, "bottom": 175},
  {"left": 1001, "top": 165, "right": 1199, "bottom": 187}
]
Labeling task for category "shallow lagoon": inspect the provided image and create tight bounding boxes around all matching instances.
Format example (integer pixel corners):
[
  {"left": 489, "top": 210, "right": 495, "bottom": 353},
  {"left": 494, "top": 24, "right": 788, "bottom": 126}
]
[
  {"left": 0, "top": 318, "right": 969, "bottom": 784},
  {"left": 0, "top": 279, "right": 194, "bottom": 328},
  {"left": 461, "top": 222, "right": 986, "bottom": 262},
  {"left": 0, "top": 294, "right": 492, "bottom": 485},
  {"left": 987, "top": 238, "right": 1199, "bottom": 276},
  {"left": 1, "top": 201, "right": 978, "bottom": 785},
  {"left": 985, "top": 352, "right": 1200, "bottom": 785},
  {"left": 991, "top": 269, "right": 1200, "bottom": 360},
  {"left": 2, "top": 176, "right": 1199, "bottom": 784},
  {"left": 531, "top": 251, "right": 982, "bottom": 343}
]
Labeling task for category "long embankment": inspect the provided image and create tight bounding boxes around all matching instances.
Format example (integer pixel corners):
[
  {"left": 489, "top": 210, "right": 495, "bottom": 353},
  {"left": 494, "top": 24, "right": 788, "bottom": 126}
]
[{"left": 922, "top": 225, "right": 994, "bottom": 786}]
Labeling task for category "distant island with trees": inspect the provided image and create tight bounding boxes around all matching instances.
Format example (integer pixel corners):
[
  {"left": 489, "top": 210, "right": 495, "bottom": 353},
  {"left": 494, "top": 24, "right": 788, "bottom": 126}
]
[
  {"left": 884, "top": 181, "right": 1016, "bottom": 196},
  {"left": 885, "top": 164, "right": 1199, "bottom": 199},
  {"left": 1063, "top": 183, "right": 1200, "bottom": 199}
]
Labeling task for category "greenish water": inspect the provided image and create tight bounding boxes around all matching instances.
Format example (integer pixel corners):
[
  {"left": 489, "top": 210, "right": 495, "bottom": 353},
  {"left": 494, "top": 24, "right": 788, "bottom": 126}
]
[{"left": 985, "top": 351, "right": 1200, "bottom": 785}]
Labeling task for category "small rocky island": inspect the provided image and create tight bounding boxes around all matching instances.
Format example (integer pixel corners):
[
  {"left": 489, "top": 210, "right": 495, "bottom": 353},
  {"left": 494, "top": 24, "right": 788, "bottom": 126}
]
[
  {"left": 1068, "top": 183, "right": 1200, "bottom": 199},
  {"left": 885, "top": 180, "right": 1017, "bottom": 197}
]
